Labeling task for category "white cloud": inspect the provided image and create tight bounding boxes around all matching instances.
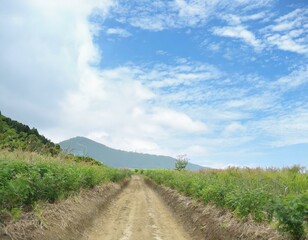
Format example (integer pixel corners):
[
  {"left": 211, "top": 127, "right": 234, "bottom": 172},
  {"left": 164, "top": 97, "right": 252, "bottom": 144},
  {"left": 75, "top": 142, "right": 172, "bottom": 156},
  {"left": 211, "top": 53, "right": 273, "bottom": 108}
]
[
  {"left": 263, "top": 8, "right": 308, "bottom": 54},
  {"left": 151, "top": 107, "right": 208, "bottom": 133},
  {"left": 212, "top": 25, "right": 263, "bottom": 50},
  {"left": 175, "top": 0, "right": 210, "bottom": 26},
  {"left": 106, "top": 27, "right": 131, "bottom": 37},
  {"left": 253, "top": 108, "right": 308, "bottom": 147},
  {"left": 225, "top": 94, "right": 275, "bottom": 111},
  {"left": 272, "top": 22, "right": 296, "bottom": 32},
  {"left": 207, "top": 43, "right": 220, "bottom": 52},
  {"left": 140, "top": 62, "right": 221, "bottom": 89},
  {"left": 0, "top": 0, "right": 114, "bottom": 127},
  {"left": 275, "top": 8, "right": 304, "bottom": 24},
  {"left": 224, "top": 122, "right": 246, "bottom": 134},
  {"left": 220, "top": 12, "right": 269, "bottom": 25},
  {"left": 266, "top": 34, "right": 308, "bottom": 54},
  {"left": 274, "top": 65, "right": 308, "bottom": 90},
  {"left": 184, "top": 145, "right": 208, "bottom": 155},
  {"left": 213, "top": 8, "right": 307, "bottom": 55},
  {"left": 242, "top": 12, "right": 267, "bottom": 21},
  {"left": 156, "top": 50, "right": 168, "bottom": 55}
]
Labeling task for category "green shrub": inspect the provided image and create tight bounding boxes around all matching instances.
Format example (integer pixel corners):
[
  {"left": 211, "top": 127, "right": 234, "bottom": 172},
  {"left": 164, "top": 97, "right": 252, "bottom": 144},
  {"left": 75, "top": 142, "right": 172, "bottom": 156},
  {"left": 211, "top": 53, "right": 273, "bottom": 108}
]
[{"left": 275, "top": 193, "right": 308, "bottom": 239}]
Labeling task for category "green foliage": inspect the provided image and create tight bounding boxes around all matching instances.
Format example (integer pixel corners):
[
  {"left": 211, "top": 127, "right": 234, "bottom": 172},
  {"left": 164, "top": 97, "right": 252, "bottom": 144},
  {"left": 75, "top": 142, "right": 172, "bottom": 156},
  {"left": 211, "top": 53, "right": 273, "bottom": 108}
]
[
  {"left": 64, "top": 154, "right": 104, "bottom": 166},
  {"left": 144, "top": 167, "right": 308, "bottom": 239},
  {"left": 0, "top": 151, "right": 132, "bottom": 217},
  {"left": 274, "top": 193, "right": 308, "bottom": 239},
  {"left": 11, "top": 207, "right": 22, "bottom": 222},
  {"left": 0, "top": 113, "right": 61, "bottom": 156},
  {"left": 175, "top": 154, "right": 188, "bottom": 171}
]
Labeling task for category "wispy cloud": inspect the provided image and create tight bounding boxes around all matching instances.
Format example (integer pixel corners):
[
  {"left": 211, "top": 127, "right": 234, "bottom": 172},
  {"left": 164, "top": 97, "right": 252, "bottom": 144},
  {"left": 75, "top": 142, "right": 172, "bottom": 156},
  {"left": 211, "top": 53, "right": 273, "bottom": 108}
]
[
  {"left": 156, "top": 50, "right": 168, "bottom": 55},
  {"left": 273, "top": 65, "right": 308, "bottom": 90},
  {"left": 174, "top": 0, "right": 210, "bottom": 26},
  {"left": 137, "top": 60, "right": 308, "bottom": 155},
  {"left": 136, "top": 62, "right": 221, "bottom": 89},
  {"left": 110, "top": 0, "right": 274, "bottom": 31},
  {"left": 251, "top": 106, "right": 308, "bottom": 148},
  {"left": 266, "top": 34, "right": 308, "bottom": 54},
  {"left": 220, "top": 11, "right": 269, "bottom": 25},
  {"left": 263, "top": 8, "right": 308, "bottom": 54},
  {"left": 212, "top": 25, "right": 264, "bottom": 50},
  {"left": 106, "top": 27, "right": 131, "bottom": 37},
  {"left": 106, "top": 0, "right": 302, "bottom": 57},
  {"left": 224, "top": 122, "right": 246, "bottom": 135}
]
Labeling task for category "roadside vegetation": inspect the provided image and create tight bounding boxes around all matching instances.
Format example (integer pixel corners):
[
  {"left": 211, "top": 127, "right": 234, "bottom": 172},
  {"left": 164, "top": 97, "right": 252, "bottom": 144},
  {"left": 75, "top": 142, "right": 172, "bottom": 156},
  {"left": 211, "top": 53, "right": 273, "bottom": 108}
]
[
  {"left": 144, "top": 167, "right": 308, "bottom": 239},
  {"left": 0, "top": 151, "right": 131, "bottom": 221}
]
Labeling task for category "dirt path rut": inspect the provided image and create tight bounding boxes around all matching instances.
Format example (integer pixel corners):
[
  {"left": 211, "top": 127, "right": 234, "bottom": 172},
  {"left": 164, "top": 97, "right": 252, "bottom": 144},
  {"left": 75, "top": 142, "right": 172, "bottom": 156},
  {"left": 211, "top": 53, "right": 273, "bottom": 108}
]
[{"left": 85, "top": 176, "right": 191, "bottom": 240}]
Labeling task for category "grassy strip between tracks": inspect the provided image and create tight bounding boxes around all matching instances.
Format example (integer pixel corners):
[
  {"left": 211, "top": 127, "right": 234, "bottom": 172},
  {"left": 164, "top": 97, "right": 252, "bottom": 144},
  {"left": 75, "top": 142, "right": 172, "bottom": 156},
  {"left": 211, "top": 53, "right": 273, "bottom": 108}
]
[
  {"left": 0, "top": 150, "right": 131, "bottom": 221},
  {"left": 143, "top": 167, "right": 308, "bottom": 239}
]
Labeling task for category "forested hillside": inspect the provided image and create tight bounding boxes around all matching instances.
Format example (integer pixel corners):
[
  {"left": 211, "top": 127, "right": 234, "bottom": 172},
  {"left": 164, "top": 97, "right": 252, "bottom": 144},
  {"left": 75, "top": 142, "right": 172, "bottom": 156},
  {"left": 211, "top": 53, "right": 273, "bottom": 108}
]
[{"left": 0, "top": 113, "right": 60, "bottom": 155}]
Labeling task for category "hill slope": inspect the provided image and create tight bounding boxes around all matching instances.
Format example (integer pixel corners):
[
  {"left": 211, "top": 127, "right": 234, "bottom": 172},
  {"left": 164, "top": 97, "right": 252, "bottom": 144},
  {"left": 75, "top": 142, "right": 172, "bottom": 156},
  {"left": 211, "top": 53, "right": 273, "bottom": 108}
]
[
  {"left": 59, "top": 136, "right": 203, "bottom": 170},
  {"left": 0, "top": 113, "right": 60, "bottom": 155}
]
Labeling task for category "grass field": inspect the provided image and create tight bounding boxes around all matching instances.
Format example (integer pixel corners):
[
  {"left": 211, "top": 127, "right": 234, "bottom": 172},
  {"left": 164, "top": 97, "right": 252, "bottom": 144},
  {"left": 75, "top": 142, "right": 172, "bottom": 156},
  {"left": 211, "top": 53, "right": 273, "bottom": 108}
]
[{"left": 144, "top": 167, "right": 308, "bottom": 239}]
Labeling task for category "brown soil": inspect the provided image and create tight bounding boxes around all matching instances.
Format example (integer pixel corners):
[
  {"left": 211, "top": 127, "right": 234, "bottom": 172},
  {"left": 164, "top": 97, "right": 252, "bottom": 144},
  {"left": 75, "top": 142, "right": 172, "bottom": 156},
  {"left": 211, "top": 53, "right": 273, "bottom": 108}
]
[
  {"left": 0, "top": 179, "right": 129, "bottom": 240},
  {"left": 145, "top": 177, "right": 289, "bottom": 240},
  {"left": 84, "top": 175, "right": 191, "bottom": 240}
]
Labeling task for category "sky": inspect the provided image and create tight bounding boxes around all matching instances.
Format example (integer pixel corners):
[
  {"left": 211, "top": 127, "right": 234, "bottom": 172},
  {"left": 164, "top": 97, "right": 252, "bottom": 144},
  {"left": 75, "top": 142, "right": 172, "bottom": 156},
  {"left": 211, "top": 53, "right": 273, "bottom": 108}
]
[{"left": 0, "top": 0, "right": 307, "bottom": 168}]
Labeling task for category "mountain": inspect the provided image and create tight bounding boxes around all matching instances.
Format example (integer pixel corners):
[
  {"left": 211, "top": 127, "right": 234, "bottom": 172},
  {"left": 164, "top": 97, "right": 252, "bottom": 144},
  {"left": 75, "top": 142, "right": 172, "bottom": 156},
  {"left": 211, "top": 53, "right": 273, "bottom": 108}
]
[
  {"left": 59, "top": 136, "right": 204, "bottom": 170},
  {"left": 0, "top": 113, "right": 61, "bottom": 155}
]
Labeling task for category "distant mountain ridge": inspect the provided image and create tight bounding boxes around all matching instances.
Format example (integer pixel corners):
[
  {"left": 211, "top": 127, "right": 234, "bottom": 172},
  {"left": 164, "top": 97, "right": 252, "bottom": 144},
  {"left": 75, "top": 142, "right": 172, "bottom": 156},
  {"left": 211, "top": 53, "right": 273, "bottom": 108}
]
[{"left": 59, "top": 136, "right": 204, "bottom": 170}]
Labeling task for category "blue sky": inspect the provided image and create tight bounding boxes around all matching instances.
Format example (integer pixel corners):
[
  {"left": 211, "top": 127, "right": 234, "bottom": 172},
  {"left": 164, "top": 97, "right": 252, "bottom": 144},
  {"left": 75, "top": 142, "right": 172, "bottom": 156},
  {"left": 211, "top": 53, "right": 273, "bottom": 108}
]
[{"left": 1, "top": 0, "right": 307, "bottom": 168}]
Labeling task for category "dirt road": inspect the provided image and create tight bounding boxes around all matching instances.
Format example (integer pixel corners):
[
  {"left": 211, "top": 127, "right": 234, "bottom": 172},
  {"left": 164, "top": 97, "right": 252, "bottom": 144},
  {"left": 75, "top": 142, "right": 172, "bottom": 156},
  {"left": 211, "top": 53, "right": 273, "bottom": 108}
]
[{"left": 85, "top": 176, "right": 191, "bottom": 240}]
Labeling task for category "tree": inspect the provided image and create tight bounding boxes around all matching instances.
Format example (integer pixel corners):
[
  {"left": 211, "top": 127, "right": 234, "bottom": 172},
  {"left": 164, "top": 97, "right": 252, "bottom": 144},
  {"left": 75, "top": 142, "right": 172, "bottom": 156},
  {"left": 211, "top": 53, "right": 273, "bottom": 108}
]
[{"left": 175, "top": 154, "right": 188, "bottom": 171}]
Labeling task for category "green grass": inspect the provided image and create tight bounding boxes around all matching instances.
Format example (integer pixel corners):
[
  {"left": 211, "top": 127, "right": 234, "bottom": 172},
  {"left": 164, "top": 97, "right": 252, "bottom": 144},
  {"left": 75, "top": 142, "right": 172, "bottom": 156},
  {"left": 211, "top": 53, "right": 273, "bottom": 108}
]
[
  {"left": 0, "top": 151, "right": 131, "bottom": 215},
  {"left": 144, "top": 167, "right": 308, "bottom": 239}
]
